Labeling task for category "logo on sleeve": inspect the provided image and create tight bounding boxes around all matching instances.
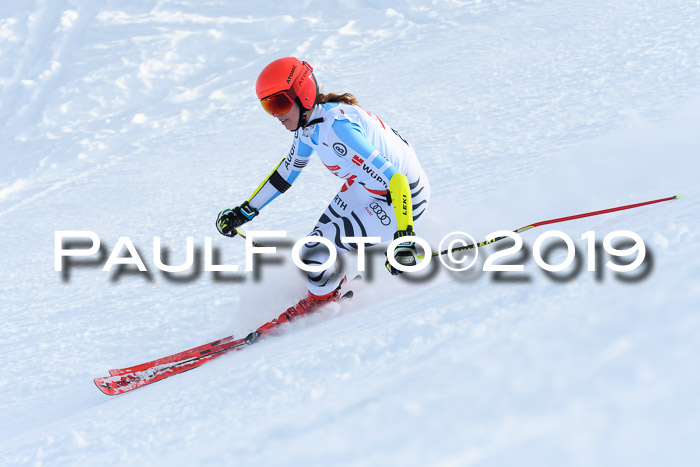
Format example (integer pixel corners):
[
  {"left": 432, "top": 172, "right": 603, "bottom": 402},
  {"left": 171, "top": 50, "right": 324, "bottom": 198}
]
[{"left": 332, "top": 142, "right": 347, "bottom": 156}]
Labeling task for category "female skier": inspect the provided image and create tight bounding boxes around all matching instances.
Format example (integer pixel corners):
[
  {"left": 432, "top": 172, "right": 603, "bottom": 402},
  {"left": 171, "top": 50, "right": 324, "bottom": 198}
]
[{"left": 216, "top": 57, "right": 430, "bottom": 340}]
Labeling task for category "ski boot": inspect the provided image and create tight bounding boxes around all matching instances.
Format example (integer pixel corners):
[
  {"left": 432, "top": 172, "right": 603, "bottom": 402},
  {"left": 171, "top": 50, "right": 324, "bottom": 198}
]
[{"left": 245, "top": 278, "right": 346, "bottom": 344}]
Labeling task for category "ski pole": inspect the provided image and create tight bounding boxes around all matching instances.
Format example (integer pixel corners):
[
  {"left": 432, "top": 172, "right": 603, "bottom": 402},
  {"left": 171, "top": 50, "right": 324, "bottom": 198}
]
[
  {"left": 234, "top": 228, "right": 267, "bottom": 248},
  {"left": 426, "top": 194, "right": 680, "bottom": 258}
]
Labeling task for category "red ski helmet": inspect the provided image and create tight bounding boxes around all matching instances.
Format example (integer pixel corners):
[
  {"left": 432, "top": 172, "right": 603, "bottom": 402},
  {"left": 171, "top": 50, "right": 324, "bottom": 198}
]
[{"left": 256, "top": 57, "right": 317, "bottom": 122}]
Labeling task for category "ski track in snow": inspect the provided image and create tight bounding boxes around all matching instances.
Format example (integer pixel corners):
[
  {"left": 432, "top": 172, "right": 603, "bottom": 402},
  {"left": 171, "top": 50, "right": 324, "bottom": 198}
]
[{"left": 1, "top": 0, "right": 700, "bottom": 465}]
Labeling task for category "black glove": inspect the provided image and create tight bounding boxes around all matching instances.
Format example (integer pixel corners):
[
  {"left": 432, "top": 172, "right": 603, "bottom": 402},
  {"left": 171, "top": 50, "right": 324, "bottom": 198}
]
[
  {"left": 216, "top": 201, "right": 259, "bottom": 237},
  {"left": 385, "top": 228, "right": 418, "bottom": 275}
]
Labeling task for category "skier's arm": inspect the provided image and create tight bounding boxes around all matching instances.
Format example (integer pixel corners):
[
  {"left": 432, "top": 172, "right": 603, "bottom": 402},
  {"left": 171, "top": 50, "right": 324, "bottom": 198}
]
[
  {"left": 330, "top": 118, "right": 418, "bottom": 275},
  {"left": 216, "top": 136, "right": 313, "bottom": 237},
  {"left": 247, "top": 136, "right": 313, "bottom": 211},
  {"left": 330, "top": 119, "right": 413, "bottom": 229},
  {"left": 388, "top": 173, "right": 413, "bottom": 232}
]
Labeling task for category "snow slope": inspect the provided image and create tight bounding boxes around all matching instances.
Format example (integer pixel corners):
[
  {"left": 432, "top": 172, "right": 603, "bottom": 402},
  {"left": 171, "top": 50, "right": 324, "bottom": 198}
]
[{"left": 1, "top": 0, "right": 699, "bottom": 465}]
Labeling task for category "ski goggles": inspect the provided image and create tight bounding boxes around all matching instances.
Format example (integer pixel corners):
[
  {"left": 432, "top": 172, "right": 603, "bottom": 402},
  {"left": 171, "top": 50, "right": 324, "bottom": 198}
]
[{"left": 260, "top": 90, "right": 296, "bottom": 116}]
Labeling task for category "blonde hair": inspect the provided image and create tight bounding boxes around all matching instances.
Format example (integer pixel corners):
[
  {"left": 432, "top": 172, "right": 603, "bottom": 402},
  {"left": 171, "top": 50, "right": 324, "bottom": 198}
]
[{"left": 316, "top": 92, "right": 359, "bottom": 106}]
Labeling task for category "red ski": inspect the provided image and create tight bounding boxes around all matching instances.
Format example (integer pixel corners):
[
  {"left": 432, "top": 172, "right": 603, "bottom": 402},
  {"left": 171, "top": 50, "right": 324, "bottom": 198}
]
[
  {"left": 95, "top": 279, "right": 358, "bottom": 396},
  {"left": 94, "top": 336, "right": 249, "bottom": 395},
  {"left": 108, "top": 334, "right": 239, "bottom": 376}
]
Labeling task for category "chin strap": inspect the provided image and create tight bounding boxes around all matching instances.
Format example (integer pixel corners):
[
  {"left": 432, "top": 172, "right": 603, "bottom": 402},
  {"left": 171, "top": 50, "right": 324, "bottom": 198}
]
[
  {"left": 294, "top": 107, "right": 323, "bottom": 132},
  {"left": 296, "top": 107, "right": 324, "bottom": 130},
  {"left": 295, "top": 101, "right": 309, "bottom": 130}
]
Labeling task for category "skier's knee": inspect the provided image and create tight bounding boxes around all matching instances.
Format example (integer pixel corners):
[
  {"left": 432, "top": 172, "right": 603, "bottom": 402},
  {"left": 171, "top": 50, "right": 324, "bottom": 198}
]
[{"left": 300, "top": 240, "right": 332, "bottom": 269}]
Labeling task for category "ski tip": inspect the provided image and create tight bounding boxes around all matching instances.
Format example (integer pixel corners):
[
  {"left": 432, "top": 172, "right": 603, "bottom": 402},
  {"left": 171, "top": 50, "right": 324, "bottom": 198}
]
[
  {"left": 674, "top": 193, "right": 682, "bottom": 200},
  {"left": 93, "top": 377, "right": 118, "bottom": 396}
]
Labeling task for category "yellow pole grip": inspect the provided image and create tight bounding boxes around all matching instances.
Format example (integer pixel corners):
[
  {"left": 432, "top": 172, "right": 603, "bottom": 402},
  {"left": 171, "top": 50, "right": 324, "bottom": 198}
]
[{"left": 389, "top": 173, "right": 413, "bottom": 231}]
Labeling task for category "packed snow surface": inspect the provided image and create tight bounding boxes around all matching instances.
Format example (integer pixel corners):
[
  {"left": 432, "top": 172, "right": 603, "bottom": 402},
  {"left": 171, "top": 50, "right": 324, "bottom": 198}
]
[{"left": 1, "top": 1, "right": 699, "bottom": 465}]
